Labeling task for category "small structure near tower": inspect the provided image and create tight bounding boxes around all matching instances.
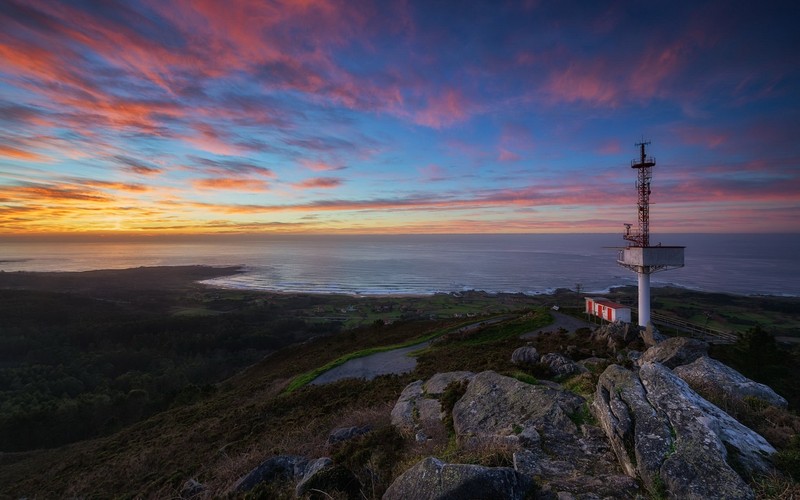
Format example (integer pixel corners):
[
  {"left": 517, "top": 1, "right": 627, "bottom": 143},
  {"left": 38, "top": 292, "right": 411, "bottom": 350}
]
[
  {"left": 617, "top": 141, "right": 684, "bottom": 328},
  {"left": 585, "top": 297, "right": 631, "bottom": 323}
]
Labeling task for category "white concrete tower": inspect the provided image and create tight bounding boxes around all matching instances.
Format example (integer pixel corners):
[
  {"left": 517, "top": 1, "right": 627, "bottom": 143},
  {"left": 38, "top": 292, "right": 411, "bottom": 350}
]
[{"left": 617, "top": 141, "right": 685, "bottom": 328}]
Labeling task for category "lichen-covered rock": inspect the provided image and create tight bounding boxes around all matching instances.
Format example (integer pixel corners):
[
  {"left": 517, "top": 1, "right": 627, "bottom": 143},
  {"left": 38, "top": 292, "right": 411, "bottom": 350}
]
[
  {"left": 382, "top": 456, "right": 534, "bottom": 500},
  {"left": 511, "top": 346, "right": 540, "bottom": 366},
  {"left": 637, "top": 337, "right": 708, "bottom": 368},
  {"left": 231, "top": 455, "right": 308, "bottom": 493},
  {"left": 390, "top": 380, "right": 424, "bottom": 434},
  {"left": 423, "top": 371, "right": 475, "bottom": 396},
  {"left": 593, "top": 364, "right": 673, "bottom": 487},
  {"left": 540, "top": 352, "right": 587, "bottom": 377},
  {"left": 390, "top": 379, "right": 445, "bottom": 441},
  {"left": 295, "top": 458, "right": 360, "bottom": 498},
  {"left": 673, "top": 356, "right": 788, "bottom": 409},
  {"left": 593, "top": 362, "right": 776, "bottom": 499},
  {"left": 452, "top": 370, "right": 584, "bottom": 447},
  {"left": 639, "top": 362, "right": 775, "bottom": 480}
]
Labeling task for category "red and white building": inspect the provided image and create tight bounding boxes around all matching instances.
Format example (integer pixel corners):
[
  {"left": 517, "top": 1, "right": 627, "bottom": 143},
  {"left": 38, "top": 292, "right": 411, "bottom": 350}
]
[{"left": 585, "top": 297, "right": 631, "bottom": 323}]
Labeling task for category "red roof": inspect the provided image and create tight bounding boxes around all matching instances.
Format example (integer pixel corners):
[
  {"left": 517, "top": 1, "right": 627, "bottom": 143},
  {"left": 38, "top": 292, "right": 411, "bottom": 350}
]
[{"left": 585, "top": 297, "right": 629, "bottom": 310}]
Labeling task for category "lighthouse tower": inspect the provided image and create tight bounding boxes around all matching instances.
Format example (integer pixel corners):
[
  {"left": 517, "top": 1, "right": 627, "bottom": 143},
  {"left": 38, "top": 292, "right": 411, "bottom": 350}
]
[{"left": 617, "top": 141, "right": 685, "bottom": 328}]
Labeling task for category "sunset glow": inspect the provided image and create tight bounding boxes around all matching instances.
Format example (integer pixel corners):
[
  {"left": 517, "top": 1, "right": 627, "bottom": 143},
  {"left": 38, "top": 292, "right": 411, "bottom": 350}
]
[{"left": 1, "top": 1, "right": 798, "bottom": 236}]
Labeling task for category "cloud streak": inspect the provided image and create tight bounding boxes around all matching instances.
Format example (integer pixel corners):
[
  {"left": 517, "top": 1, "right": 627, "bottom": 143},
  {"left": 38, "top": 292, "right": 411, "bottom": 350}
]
[{"left": 0, "top": 0, "right": 797, "bottom": 234}]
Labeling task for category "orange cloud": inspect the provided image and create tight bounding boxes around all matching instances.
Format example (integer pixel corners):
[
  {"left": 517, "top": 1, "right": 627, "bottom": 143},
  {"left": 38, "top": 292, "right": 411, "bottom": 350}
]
[
  {"left": 0, "top": 144, "right": 49, "bottom": 162},
  {"left": 192, "top": 178, "right": 270, "bottom": 191}
]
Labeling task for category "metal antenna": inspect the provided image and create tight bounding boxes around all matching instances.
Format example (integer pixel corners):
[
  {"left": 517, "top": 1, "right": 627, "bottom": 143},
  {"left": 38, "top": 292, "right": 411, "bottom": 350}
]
[
  {"left": 624, "top": 141, "right": 655, "bottom": 247},
  {"left": 617, "top": 140, "right": 684, "bottom": 328}
]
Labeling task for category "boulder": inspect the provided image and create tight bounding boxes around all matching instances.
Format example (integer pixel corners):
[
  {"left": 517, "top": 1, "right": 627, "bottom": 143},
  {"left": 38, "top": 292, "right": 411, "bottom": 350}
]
[
  {"left": 231, "top": 455, "right": 308, "bottom": 493},
  {"left": 593, "top": 364, "right": 673, "bottom": 487},
  {"left": 390, "top": 380, "right": 424, "bottom": 434},
  {"left": 591, "top": 321, "right": 636, "bottom": 350},
  {"left": 593, "top": 362, "right": 776, "bottom": 499},
  {"left": 637, "top": 337, "right": 708, "bottom": 368},
  {"left": 423, "top": 371, "right": 475, "bottom": 396},
  {"left": 295, "top": 458, "right": 360, "bottom": 498},
  {"left": 640, "top": 322, "right": 666, "bottom": 347},
  {"left": 393, "top": 371, "right": 639, "bottom": 498},
  {"left": 382, "top": 456, "right": 534, "bottom": 500},
  {"left": 452, "top": 371, "right": 584, "bottom": 448},
  {"left": 673, "top": 356, "right": 788, "bottom": 409},
  {"left": 540, "top": 352, "right": 587, "bottom": 378},
  {"left": 511, "top": 346, "right": 540, "bottom": 366},
  {"left": 390, "top": 379, "right": 446, "bottom": 441},
  {"left": 327, "top": 425, "right": 373, "bottom": 445},
  {"left": 639, "top": 362, "right": 775, "bottom": 479}
]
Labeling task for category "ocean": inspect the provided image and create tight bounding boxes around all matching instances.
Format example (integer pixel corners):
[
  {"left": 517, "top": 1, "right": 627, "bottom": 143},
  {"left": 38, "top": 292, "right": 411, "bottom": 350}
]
[{"left": 1, "top": 234, "right": 798, "bottom": 297}]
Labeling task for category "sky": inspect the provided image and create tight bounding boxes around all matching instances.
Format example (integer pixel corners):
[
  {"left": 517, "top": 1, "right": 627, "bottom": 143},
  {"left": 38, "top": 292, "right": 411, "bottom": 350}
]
[{"left": 1, "top": 0, "right": 799, "bottom": 236}]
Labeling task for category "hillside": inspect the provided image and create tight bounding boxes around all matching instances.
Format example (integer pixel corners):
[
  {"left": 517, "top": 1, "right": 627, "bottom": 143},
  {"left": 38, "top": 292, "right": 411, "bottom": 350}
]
[{"left": 0, "top": 268, "right": 799, "bottom": 498}]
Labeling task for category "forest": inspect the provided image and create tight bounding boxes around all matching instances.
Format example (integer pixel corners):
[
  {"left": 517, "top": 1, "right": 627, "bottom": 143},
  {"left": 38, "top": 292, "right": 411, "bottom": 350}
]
[{"left": 0, "top": 275, "right": 340, "bottom": 451}]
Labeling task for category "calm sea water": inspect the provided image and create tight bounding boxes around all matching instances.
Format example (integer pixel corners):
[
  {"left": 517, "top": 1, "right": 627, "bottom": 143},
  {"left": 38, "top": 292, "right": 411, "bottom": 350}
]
[{"left": 1, "top": 234, "right": 798, "bottom": 296}]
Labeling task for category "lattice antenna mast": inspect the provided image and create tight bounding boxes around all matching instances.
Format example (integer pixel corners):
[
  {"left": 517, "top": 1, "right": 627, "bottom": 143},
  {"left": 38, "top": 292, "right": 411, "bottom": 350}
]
[{"left": 624, "top": 141, "right": 655, "bottom": 247}]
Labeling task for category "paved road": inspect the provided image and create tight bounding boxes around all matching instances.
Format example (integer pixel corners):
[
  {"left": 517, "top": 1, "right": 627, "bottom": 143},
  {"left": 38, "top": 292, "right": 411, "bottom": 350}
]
[
  {"left": 309, "top": 341, "right": 429, "bottom": 385},
  {"left": 309, "top": 315, "right": 512, "bottom": 385},
  {"left": 520, "top": 311, "right": 593, "bottom": 339}
]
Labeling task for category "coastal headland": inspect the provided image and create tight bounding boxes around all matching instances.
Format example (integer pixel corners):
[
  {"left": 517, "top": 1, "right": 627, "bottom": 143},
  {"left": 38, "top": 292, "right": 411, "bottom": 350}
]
[{"left": 1, "top": 266, "right": 798, "bottom": 498}]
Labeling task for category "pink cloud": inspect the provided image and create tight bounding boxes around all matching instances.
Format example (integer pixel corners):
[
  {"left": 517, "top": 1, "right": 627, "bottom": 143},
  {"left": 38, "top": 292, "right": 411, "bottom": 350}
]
[
  {"left": 413, "top": 89, "right": 470, "bottom": 128},
  {"left": 545, "top": 63, "right": 619, "bottom": 106},
  {"left": 418, "top": 164, "right": 447, "bottom": 181},
  {"left": 498, "top": 149, "right": 521, "bottom": 162},
  {"left": 300, "top": 159, "right": 344, "bottom": 172},
  {"left": 293, "top": 177, "right": 343, "bottom": 189},
  {"left": 597, "top": 139, "right": 621, "bottom": 155}
]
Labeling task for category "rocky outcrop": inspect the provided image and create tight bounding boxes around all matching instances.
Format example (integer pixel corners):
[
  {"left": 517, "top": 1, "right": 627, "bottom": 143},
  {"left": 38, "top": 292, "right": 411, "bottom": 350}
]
[
  {"left": 674, "top": 355, "right": 788, "bottom": 409},
  {"left": 593, "top": 362, "right": 777, "bottom": 499},
  {"left": 591, "top": 320, "right": 636, "bottom": 350},
  {"left": 593, "top": 364, "right": 674, "bottom": 487},
  {"left": 539, "top": 352, "right": 587, "bottom": 377},
  {"left": 452, "top": 371, "right": 583, "bottom": 447},
  {"left": 637, "top": 337, "right": 708, "bottom": 368},
  {"left": 511, "top": 346, "right": 540, "bottom": 366},
  {"left": 391, "top": 374, "right": 477, "bottom": 442},
  {"left": 423, "top": 371, "right": 475, "bottom": 396},
  {"left": 231, "top": 455, "right": 309, "bottom": 493},
  {"left": 449, "top": 371, "right": 636, "bottom": 497},
  {"left": 382, "top": 456, "right": 534, "bottom": 500}
]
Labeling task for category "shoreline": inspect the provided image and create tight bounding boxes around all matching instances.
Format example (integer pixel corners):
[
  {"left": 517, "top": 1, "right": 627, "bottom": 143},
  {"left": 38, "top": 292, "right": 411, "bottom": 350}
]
[{"left": 1, "top": 264, "right": 798, "bottom": 299}]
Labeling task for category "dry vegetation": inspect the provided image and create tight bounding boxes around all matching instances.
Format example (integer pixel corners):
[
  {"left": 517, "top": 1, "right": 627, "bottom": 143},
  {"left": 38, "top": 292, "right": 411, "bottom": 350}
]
[{"left": 1, "top": 273, "right": 799, "bottom": 498}]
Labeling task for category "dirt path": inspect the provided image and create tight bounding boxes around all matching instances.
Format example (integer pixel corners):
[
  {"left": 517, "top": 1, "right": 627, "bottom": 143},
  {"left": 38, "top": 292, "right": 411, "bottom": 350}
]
[
  {"left": 520, "top": 311, "right": 593, "bottom": 339},
  {"left": 309, "top": 315, "right": 513, "bottom": 385}
]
